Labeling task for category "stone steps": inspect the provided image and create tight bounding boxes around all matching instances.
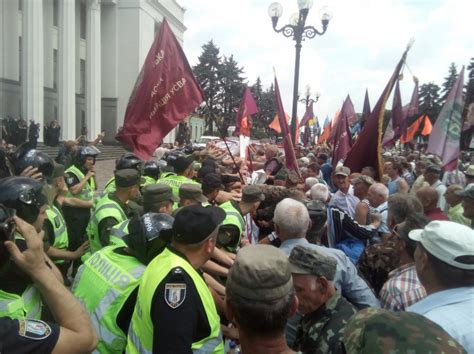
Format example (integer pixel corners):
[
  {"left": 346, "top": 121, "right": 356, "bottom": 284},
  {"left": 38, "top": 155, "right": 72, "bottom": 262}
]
[{"left": 37, "top": 143, "right": 127, "bottom": 161}]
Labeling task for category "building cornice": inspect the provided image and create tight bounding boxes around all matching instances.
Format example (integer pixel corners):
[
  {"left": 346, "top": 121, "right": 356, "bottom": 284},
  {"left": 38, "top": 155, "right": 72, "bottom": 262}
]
[{"left": 146, "top": 0, "right": 187, "bottom": 33}]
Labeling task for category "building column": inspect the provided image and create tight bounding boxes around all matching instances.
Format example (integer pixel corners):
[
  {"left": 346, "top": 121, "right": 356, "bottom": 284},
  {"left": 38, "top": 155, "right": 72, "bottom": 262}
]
[
  {"left": 86, "top": 0, "right": 101, "bottom": 142},
  {"left": 58, "top": 0, "right": 76, "bottom": 141},
  {"left": 22, "top": 0, "right": 44, "bottom": 139}
]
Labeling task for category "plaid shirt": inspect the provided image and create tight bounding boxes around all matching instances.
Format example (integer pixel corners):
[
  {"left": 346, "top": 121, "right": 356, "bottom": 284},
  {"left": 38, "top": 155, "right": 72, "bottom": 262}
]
[{"left": 379, "top": 263, "right": 427, "bottom": 312}]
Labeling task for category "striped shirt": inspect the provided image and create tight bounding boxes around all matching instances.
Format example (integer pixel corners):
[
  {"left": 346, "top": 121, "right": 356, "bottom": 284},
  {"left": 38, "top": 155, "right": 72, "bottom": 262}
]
[{"left": 379, "top": 263, "right": 427, "bottom": 312}]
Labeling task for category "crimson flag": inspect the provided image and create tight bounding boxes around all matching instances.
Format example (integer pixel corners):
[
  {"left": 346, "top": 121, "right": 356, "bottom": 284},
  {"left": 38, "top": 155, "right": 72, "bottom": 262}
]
[
  {"left": 344, "top": 48, "right": 409, "bottom": 179},
  {"left": 116, "top": 19, "right": 204, "bottom": 159},
  {"left": 332, "top": 101, "right": 352, "bottom": 168},
  {"left": 235, "top": 87, "right": 259, "bottom": 136},
  {"left": 382, "top": 80, "right": 403, "bottom": 146},
  {"left": 274, "top": 72, "right": 299, "bottom": 174},
  {"left": 330, "top": 95, "right": 355, "bottom": 143},
  {"left": 360, "top": 89, "right": 371, "bottom": 128},
  {"left": 400, "top": 80, "right": 419, "bottom": 141}
]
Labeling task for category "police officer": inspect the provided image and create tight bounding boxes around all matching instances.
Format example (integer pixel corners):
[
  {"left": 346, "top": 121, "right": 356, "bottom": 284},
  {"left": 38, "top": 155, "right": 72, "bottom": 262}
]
[
  {"left": 0, "top": 177, "right": 62, "bottom": 320},
  {"left": 143, "top": 160, "right": 161, "bottom": 183},
  {"left": 158, "top": 155, "right": 200, "bottom": 199},
  {"left": 73, "top": 212, "right": 174, "bottom": 354},
  {"left": 103, "top": 153, "right": 143, "bottom": 194},
  {"left": 109, "top": 184, "right": 177, "bottom": 244},
  {"left": 87, "top": 169, "right": 143, "bottom": 254},
  {"left": 127, "top": 204, "right": 226, "bottom": 353},
  {"left": 0, "top": 213, "right": 97, "bottom": 353},
  {"left": 218, "top": 185, "right": 264, "bottom": 253},
  {"left": 63, "top": 145, "right": 99, "bottom": 273},
  {"left": 172, "top": 183, "right": 208, "bottom": 216}
]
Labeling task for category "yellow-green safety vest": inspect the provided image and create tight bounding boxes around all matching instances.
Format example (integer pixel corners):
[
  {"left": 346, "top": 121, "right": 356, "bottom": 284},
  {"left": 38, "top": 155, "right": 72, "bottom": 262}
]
[
  {"left": 87, "top": 194, "right": 127, "bottom": 255},
  {"left": 157, "top": 175, "right": 200, "bottom": 200},
  {"left": 126, "top": 248, "right": 223, "bottom": 354},
  {"left": 73, "top": 246, "right": 146, "bottom": 354},
  {"left": 0, "top": 234, "right": 42, "bottom": 320},
  {"left": 65, "top": 165, "right": 96, "bottom": 200},
  {"left": 219, "top": 201, "right": 245, "bottom": 252},
  {"left": 110, "top": 219, "right": 130, "bottom": 247},
  {"left": 45, "top": 205, "right": 69, "bottom": 265}
]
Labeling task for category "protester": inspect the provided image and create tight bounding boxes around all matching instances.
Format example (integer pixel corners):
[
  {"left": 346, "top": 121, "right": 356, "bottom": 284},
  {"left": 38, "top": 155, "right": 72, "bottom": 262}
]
[
  {"left": 455, "top": 183, "right": 474, "bottom": 228},
  {"left": 408, "top": 221, "right": 474, "bottom": 352},
  {"left": 445, "top": 184, "right": 471, "bottom": 226},
  {"left": 351, "top": 175, "right": 375, "bottom": 225},
  {"left": 424, "top": 164, "right": 447, "bottom": 211},
  {"left": 328, "top": 166, "right": 360, "bottom": 218},
  {"left": 416, "top": 186, "right": 449, "bottom": 221}
]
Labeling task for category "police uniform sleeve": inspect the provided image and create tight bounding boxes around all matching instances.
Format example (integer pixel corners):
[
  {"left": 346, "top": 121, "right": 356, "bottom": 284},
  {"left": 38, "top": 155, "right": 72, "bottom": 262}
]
[
  {"left": 98, "top": 217, "right": 119, "bottom": 247},
  {"left": 0, "top": 318, "right": 60, "bottom": 354},
  {"left": 43, "top": 219, "right": 55, "bottom": 247},
  {"left": 64, "top": 172, "right": 80, "bottom": 188},
  {"left": 150, "top": 267, "right": 211, "bottom": 353}
]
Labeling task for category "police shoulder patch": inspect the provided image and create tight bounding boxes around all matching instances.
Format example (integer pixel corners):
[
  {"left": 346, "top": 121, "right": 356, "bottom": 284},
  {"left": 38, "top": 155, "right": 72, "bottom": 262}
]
[
  {"left": 18, "top": 319, "right": 52, "bottom": 340},
  {"left": 164, "top": 283, "right": 186, "bottom": 309},
  {"left": 67, "top": 177, "right": 75, "bottom": 185}
]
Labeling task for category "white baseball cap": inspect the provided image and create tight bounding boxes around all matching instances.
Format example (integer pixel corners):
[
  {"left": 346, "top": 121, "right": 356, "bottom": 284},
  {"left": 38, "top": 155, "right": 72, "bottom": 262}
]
[{"left": 409, "top": 221, "right": 474, "bottom": 270}]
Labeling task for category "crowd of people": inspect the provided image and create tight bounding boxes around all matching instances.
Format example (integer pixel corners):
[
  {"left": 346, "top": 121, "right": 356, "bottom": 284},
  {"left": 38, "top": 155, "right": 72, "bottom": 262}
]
[{"left": 0, "top": 137, "right": 472, "bottom": 353}]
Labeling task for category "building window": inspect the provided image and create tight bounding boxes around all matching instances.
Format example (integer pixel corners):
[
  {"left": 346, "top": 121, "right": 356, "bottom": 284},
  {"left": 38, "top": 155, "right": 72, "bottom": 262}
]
[
  {"left": 80, "top": 3, "right": 86, "bottom": 39},
  {"left": 53, "top": 49, "right": 58, "bottom": 90},
  {"left": 53, "top": 0, "right": 58, "bottom": 27},
  {"left": 80, "top": 59, "right": 86, "bottom": 94},
  {"left": 19, "top": 37, "right": 22, "bottom": 82}
]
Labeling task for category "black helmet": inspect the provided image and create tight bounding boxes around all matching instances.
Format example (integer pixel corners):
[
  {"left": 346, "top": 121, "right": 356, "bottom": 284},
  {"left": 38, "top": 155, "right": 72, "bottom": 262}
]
[
  {"left": 13, "top": 144, "right": 54, "bottom": 182},
  {"left": 0, "top": 204, "right": 16, "bottom": 272},
  {"left": 116, "top": 153, "right": 142, "bottom": 171},
  {"left": 0, "top": 177, "right": 47, "bottom": 224},
  {"left": 164, "top": 151, "right": 187, "bottom": 167},
  {"left": 75, "top": 145, "right": 101, "bottom": 166},
  {"left": 124, "top": 212, "right": 174, "bottom": 264},
  {"left": 143, "top": 160, "right": 160, "bottom": 180}
]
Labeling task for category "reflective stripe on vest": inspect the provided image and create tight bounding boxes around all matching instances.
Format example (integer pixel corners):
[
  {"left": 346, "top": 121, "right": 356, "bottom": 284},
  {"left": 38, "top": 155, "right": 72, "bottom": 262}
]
[
  {"left": 87, "top": 194, "right": 127, "bottom": 254},
  {"left": 126, "top": 248, "right": 223, "bottom": 353},
  {"left": 73, "top": 246, "right": 146, "bottom": 354},
  {"left": 158, "top": 175, "right": 200, "bottom": 199},
  {"left": 46, "top": 205, "right": 69, "bottom": 264},
  {"left": 66, "top": 165, "right": 95, "bottom": 200},
  {"left": 0, "top": 285, "right": 42, "bottom": 320}
]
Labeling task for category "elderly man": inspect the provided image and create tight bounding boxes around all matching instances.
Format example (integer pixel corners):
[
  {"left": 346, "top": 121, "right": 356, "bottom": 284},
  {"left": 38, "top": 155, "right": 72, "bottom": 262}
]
[
  {"left": 384, "top": 161, "right": 409, "bottom": 195},
  {"left": 379, "top": 214, "right": 428, "bottom": 311},
  {"left": 289, "top": 245, "right": 357, "bottom": 353},
  {"left": 328, "top": 166, "right": 360, "bottom": 218},
  {"left": 225, "top": 245, "right": 297, "bottom": 354},
  {"left": 408, "top": 221, "right": 474, "bottom": 352},
  {"left": 367, "top": 183, "right": 391, "bottom": 238},
  {"left": 445, "top": 184, "right": 471, "bottom": 226},
  {"left": 273, "top": 198, "right": 379, "bottom": 346},
  {"left": 423, "top": 164, "right": 447, "bottom": 211},
  {"left": 455, "top": 183, "right": 474, "bottom": 228},
  {"left": 416, "top": 186, "right": 449, "bottom": 221}
]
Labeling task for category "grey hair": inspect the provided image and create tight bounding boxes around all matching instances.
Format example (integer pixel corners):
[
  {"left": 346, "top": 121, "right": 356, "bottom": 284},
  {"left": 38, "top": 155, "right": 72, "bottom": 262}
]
[
  {"left": 273, "top": 198, "right": 310, "bottom": 238},
  {"left": 371, "top": 183, "right": 389, "bottom": 200},
  {"left": 310, "top": 183, "right": 329, "bottom": 202}
]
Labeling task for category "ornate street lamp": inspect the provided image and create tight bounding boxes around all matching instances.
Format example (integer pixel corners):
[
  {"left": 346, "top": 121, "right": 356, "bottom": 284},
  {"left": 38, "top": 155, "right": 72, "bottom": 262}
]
[{"left": 268, "top": 0, "right": 331, "bottom": 144}]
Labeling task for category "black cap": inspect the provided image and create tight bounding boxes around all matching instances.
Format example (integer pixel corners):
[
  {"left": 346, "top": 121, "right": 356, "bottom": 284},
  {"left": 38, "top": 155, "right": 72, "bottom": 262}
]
[
  {"left": 173, "top": 204, "right": 225, "bottom": 244},
  {"left": 115, "top": 169, "right": 145, "bottom": 188},
  {"left": 202, "top": 173, "right": 224, "bottom": 191},
  {"left": 174, "top": 156, "right": 194, "bottom": 174}
]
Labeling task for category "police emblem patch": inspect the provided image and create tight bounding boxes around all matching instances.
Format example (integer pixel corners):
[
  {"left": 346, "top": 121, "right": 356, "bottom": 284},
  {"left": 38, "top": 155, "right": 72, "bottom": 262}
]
[
  {"left": 67, "top": 177, "right": 74, "bottom": 185},
  {"left": 18, "top": 319, "right": 52, "bottom": 340},
  {"left": 164, "top": 283, "right": 186, "bottom": 309}
]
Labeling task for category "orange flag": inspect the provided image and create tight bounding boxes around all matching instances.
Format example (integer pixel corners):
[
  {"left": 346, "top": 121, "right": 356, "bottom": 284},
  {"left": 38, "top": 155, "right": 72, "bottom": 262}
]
[
  {"left": 421, "top": 116, "right": 432, "bottom": 136},
  {"left": 269, "top": 112, "right": 290, "bottom": 134},
  {"left": 319, "top": 124, "right": 331, "bottom": 143},
  {"left": 400, "top": 115, "right": 427, "bottom": 143}
]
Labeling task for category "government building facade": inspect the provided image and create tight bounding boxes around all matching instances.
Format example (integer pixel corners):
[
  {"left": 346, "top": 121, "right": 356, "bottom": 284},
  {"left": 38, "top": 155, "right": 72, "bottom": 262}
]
[{"left": 0, "top": 0, "right": 186, "bottom": 143}]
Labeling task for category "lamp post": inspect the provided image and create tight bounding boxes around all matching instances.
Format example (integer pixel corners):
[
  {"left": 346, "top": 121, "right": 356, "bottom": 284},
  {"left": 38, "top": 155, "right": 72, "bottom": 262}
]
[
  {"left": 299, "top": 87, "right": 320, "bottom": 145},
  {"left": 268, "top": 0, "right": 330, "bottom": 144}
]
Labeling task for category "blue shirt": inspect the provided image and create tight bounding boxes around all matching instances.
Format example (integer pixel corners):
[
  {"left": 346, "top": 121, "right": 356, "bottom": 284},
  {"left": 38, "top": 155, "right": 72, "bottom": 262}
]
[{"left": 409, "top": 287, "right": 474, "bottom": 352}]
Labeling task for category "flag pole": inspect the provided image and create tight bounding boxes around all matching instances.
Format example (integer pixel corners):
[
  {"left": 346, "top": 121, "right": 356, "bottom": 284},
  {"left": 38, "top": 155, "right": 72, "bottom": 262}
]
[{"left": 210, "top": 115, "right": 245, "bottom": 184}]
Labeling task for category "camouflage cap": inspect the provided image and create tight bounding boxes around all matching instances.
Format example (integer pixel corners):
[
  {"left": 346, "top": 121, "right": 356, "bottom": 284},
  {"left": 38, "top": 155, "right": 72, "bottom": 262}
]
[
  {"left": 179, "top": 183, "right": 207, "bottom": 203},
  {"left": 241, "top": 185, "right": 265, "bottom": 203},
  {"left": 288, "top": 245, "right": 337, "bottom": 280},
  {"left": 115, "top": 169, "right": 145, "bottom": 188},
  {"left": 342, "top": 308, "right": 466, "bottom": 354},
  {"left": 226, "top": 244, "right": 292, "bottom": 301}
]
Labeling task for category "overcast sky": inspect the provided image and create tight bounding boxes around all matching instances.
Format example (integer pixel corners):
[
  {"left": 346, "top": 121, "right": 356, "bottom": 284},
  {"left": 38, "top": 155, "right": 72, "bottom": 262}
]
[{"left": 179, "top": 0, "right": 473, "bottom": 125}]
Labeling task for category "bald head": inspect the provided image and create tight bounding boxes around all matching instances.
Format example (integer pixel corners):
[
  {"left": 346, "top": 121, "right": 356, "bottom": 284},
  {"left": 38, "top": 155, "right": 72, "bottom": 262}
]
[
  {"left": 445, "top": 184, "right": 464, "bottom": 207},
  {"left": 367, "top": 183, "right": 389, "bottom": 207},
  {"left": 416, "top": 186, "right": 439, "bottom": 210}
]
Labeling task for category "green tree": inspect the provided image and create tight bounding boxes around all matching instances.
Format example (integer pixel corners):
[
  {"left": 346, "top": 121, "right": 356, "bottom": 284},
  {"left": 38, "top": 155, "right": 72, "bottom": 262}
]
[
  {"left": 258, "top": 83, "right": 277, "bottom": 137},
  {"left": 218, "top": 55, "right": 246, "bottom": 134},
  {"left": 464, "top": 58, "right": 474, "bottom": 117},
  {"left": 419, "top": 82, "right": 442, "bottom": 123},
  {"left": 193, "top": 40, "right": 222, "bottom": 133},
  {"left": 440, "top": 62, "right": 459, "bottom": 103}
]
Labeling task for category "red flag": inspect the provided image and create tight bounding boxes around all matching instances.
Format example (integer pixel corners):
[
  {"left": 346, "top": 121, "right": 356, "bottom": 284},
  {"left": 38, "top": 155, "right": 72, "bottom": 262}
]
[
  {"left": 400, "top": 79, "right": 419, "bottom": 140},
  {"left": 344, "top": 48, "right": 409, "bottom": 179},
  {"left": 331, "top": 96, "right": 355, "bottom": 144},
  {"left": 382, "top": 80, "right": 403, "bottom": 146},
  {"left": 269, "top": 112, "right": 290, "bottom": 134},
  {"left": 400, "top": 115, "right": 426, "bottom": 144},
  {"left": 332, "top": 103, "right": 352, "bottom": 168},
  {"left": 360, "top": 89, "right": 371, "bottom": 128},
  {"left": 300, "top": 101, "right": 314, "bottom": 127},
  {"left": 115, "top": 19, "right": 204, "bottom": 159},
  {"left": 274, "top": 72, "right": 299, "bottom": 174},
  {"left": 235, "top": 87, "right": 259, "bottom": 136}
]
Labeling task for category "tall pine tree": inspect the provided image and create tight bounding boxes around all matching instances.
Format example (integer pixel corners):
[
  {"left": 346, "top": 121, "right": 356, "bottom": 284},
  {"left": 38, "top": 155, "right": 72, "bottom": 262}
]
[
  {"left": 193, "top": 40, "right": 222, "bottom": 133},
  {"left": 464, "top": 58, "right": 474, "bottom": 116},
  {"left": 440, "top": 62, "right": 459, "bottom": 103},
  {"left": 419, "top": 82, "right": 442, "bottom": 123}
]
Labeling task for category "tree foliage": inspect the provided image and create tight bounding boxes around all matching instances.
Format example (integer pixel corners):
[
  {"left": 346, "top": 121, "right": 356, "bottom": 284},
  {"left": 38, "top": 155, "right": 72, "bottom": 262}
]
[
  {"left": 419, "top": 82, "right": 442, "bottom": 124},
  {"left": 251, "top": 78, "right": 276, "bottom": 137},
  {"left": 440, "top": 62, "right": 459, "bottom": 104},
  {"left": 464, "top": 57, "right": 474, "bottom": 118}
]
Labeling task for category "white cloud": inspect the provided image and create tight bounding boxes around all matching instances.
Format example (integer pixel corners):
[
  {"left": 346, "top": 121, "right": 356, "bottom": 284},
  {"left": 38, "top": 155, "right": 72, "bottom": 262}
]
[{"left": 179, "top": 0, "right": 474, "bottom": 126}]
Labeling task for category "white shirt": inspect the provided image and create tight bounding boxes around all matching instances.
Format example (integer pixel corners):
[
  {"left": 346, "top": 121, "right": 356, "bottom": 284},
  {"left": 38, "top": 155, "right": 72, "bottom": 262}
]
[
  {"left": 432, "top": 180, "right": 447, "bottom": 212},
  {"left": 329, "top": 185, "right": 360, "bottom": 218}
]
